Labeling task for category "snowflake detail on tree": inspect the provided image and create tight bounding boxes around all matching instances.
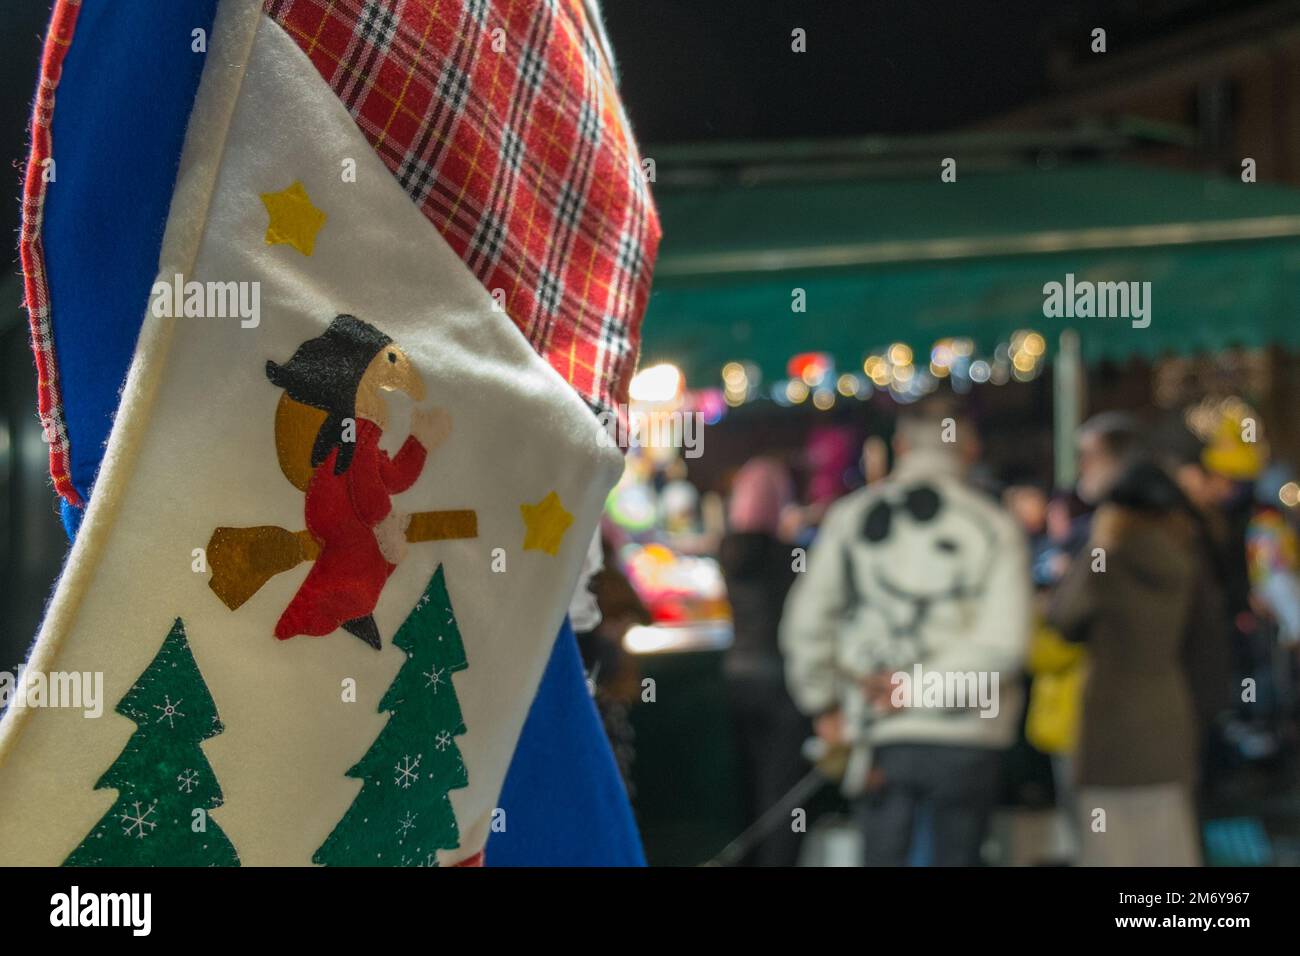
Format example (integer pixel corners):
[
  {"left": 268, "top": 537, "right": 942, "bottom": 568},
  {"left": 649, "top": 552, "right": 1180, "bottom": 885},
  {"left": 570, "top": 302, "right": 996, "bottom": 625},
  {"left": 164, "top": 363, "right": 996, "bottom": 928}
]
[
  {"left": 176, "top": 769, "right": 200, "bottom": 794},
  {"left": 394, "top": 753, "right": 422, "bottom": 789},
  {"left": 118, "top": 800, "right": 159, "bottom": 839},
  {"left": 153, "top": 694, "right": 185, "bottom": 728},
  {"left": 397, "top": 811, "right": 418, "bottom": 842},
  {"left": 434, "top": 730, "right": 453, "bottom": 752},
  {"left": 423, "top": 666, "right": 445, "bottom": 692}
]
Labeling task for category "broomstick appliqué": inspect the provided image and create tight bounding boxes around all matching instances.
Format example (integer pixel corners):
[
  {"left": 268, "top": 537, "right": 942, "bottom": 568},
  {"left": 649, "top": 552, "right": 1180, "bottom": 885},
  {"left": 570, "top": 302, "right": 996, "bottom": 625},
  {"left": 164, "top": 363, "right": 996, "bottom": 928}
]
[{"left": 206, "top": 315, "right": 478, "bottom": 649}]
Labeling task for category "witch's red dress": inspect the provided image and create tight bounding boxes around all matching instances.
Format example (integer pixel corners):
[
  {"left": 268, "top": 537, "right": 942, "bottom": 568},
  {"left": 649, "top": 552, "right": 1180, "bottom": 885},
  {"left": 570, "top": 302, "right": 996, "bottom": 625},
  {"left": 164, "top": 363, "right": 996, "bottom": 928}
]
[{"left": 275, "top": 417, "right": 426, "bottom": 639}]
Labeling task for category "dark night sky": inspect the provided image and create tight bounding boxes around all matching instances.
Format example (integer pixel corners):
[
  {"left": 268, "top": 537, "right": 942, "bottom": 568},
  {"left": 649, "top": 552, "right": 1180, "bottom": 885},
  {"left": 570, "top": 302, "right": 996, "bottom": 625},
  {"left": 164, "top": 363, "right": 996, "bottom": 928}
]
[
  {"left": 600, "top": 0, "right": 1264, "bottom": 144},
  {"left": 0, "top": 0, "right": 1269, "bottom": 262}
]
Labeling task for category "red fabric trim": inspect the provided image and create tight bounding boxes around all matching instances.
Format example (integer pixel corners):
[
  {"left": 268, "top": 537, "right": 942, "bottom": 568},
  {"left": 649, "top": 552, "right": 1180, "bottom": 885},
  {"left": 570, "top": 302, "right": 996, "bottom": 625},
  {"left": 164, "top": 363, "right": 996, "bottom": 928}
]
[
  {"left": 263, "top": 0, "right": 661, "bottom": 418},
  {"left": 453, "top": 849, "right": 485, "bottom": 866},
  {"left": 20, "top": 0, "right": 83, "bottom": 506}
]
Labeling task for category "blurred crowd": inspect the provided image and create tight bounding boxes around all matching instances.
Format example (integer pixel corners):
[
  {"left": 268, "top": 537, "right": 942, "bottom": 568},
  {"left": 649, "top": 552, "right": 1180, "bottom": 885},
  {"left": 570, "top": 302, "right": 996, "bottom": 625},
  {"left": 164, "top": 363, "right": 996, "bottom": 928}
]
[{"left": 711, "top": 395, "right": 1300, "bottom": 866}]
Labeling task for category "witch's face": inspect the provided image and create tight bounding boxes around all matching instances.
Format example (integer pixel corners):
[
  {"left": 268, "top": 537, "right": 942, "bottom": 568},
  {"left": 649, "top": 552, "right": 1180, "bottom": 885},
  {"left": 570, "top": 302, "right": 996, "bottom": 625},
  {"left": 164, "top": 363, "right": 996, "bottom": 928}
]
[
  {"left": 353, "top": 345, "right": 426, "bottom": 427},
  {"left": 361, "top": 345, "right": 426, "bottom": 402}
]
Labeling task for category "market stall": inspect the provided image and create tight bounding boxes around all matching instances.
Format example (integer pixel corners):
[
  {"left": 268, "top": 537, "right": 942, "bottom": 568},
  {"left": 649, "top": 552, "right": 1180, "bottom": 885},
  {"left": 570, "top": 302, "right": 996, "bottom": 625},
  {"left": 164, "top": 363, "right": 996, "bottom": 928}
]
[{"left": 621, "top": 146, "right": 1300, "bottom": 863}]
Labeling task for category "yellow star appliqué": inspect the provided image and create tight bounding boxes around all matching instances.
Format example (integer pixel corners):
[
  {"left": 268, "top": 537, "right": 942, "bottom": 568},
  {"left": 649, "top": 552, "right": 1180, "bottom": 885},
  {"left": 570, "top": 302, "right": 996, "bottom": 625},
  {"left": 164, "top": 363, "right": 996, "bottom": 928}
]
[
  {"left": 260, "top": 180, "right": 326, "bottom": 256},
  {"left": 520, "top": 491, "right": 574, "bottom": 556}
]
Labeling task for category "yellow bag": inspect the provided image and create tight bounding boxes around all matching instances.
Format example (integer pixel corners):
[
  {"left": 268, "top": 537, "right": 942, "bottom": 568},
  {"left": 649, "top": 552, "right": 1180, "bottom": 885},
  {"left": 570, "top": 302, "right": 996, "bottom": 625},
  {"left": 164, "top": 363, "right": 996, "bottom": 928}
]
[{"left": 1025, "top": 624, "right": 1086, "bottom": 755}]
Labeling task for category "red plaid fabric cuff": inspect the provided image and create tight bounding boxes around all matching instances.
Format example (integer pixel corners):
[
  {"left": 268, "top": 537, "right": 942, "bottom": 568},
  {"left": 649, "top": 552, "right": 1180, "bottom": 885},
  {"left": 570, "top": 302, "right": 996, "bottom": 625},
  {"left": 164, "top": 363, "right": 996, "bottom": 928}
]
[{"left": 263, "top": 0, "right": 661, "bottom": 415}]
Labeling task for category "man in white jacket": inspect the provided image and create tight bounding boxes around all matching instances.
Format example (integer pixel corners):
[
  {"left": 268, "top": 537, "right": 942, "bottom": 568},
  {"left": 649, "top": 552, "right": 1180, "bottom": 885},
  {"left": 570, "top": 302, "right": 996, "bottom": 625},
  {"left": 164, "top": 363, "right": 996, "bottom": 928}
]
[{"left": 780, "top": 399, "right": 1030, "bottom": 865}]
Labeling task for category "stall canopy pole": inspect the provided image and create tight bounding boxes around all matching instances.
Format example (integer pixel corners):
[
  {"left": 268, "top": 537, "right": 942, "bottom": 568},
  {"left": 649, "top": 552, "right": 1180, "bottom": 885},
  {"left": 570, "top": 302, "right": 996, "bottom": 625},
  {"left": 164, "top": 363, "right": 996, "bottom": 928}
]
[{"left": 1054, "top": 329, "right": 1083, "bottom": 491}]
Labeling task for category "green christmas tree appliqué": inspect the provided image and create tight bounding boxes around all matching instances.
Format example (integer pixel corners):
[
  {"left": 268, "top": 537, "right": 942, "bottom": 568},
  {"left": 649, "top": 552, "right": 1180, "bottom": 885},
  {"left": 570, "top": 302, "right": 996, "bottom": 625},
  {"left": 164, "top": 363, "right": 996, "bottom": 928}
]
[
  {"left": 313, "top": 564, "right": 470, "bottom": 866},
  {"left": 64, "top": 618, "right": 239, "bottom": 866}
]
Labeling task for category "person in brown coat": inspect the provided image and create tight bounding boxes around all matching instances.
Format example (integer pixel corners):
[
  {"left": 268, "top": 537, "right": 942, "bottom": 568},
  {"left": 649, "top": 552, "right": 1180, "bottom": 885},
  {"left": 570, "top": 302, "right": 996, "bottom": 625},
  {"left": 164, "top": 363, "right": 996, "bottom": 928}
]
[{"left": 1048, "top": 459, "right": 1219, "bottom": 866}]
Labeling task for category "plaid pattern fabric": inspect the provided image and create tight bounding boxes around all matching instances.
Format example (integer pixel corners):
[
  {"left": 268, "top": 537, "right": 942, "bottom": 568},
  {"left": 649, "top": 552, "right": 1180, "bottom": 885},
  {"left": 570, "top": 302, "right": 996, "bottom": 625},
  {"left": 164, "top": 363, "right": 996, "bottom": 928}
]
[
  {"left": 20, "top": 0, "right": 83, "bottom": 506},
  {"left": 22, "top": 0, "right": 656, "bottom": 506},
  {"left": 263, "top": 0, "right": 660, "bottom": 415}
]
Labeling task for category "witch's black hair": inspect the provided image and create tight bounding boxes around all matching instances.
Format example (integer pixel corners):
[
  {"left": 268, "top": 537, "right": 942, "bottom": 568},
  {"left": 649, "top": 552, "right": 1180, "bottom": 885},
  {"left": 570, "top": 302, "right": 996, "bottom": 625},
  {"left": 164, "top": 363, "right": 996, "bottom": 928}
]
[{"left": 266, "top": 314, "right": 393, "bottom": 475}]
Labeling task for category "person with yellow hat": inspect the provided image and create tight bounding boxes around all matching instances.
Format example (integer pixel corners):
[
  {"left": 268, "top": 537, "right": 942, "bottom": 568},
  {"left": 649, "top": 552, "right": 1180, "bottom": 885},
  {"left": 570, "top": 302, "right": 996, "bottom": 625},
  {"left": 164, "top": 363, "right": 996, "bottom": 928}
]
[
  {"left": 1158, "top": 400, "right": 1283, "bottom": 797},
  {"left": 1202, "top": 404, "right": 1267, "bottom": 482}
]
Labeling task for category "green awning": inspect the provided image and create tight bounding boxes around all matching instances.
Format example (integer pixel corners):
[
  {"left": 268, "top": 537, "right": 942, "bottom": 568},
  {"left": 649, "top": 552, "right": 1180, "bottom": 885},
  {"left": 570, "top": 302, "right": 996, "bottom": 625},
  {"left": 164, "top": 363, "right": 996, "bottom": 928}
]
[{"left": 639, "top": 164, "right": 1300, "bottom": 386}]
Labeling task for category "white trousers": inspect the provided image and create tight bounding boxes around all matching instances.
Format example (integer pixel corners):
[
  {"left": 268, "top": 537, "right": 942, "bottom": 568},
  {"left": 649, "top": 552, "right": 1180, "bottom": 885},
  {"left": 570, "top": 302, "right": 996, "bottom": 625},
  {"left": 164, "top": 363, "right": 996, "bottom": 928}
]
[{"left": 1076, "top": 783, "right": 1201, "bottom": 866}]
